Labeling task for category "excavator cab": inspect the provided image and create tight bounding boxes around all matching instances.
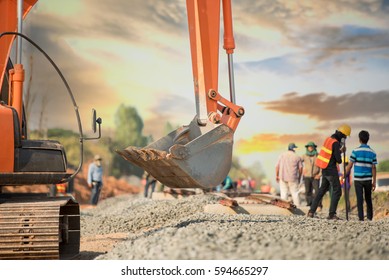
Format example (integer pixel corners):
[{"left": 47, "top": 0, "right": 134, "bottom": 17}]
[
  {"left": 0, "top": 0, "right": 70, "bottom": 186},
  {"left": 118, "top": 0, "right": 244, "bottom": 190},
  {"left": 0, "top": 59, "right": 69, "bottom": 185}
]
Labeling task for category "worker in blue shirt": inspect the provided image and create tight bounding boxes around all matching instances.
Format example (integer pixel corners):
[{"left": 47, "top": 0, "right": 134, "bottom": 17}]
[
  {"left": 87, "top": 155, "right": 104, "bottom": 205},
  {"left": 346, "top": 130, "right": 377, "bottom": 221}
]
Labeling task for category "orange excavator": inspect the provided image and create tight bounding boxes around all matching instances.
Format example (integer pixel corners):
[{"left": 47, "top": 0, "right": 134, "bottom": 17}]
[
  {"left": 0, "top": 0, "right": 101, "bottom": 259},
  {"left": 118, "top": 0, "right": 244, "bottom": 190},
  {"left": 0, "top": 0, "right": 241, "bottom": 259}
]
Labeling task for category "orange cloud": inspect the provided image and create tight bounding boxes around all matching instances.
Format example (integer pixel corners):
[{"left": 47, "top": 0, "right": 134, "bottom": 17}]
[
  {"left": 237, "top": 133, "right": 323, "bottom": 154},
  {"left": 237, "top": 134, "right": 283, "bottom": 154},
  {"left": 258, "top": 91, "right": 389, "bottom": 121}
]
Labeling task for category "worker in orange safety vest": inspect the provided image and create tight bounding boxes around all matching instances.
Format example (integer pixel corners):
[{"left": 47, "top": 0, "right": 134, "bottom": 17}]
[{"left": 307, "top": 124, "right": 351, "bottom": 220}]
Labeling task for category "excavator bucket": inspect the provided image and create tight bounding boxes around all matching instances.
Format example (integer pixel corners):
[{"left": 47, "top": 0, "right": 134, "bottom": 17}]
[{"left": 117, "top": 118, "right": 233, "bottom": 190}]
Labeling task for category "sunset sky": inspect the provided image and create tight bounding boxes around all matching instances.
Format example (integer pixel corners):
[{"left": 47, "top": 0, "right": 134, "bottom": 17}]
[{"left": 17, "top": 0, "right": 389, "bottom": 184}]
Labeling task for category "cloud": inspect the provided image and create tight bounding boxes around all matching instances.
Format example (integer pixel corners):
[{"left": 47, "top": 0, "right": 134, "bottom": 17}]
[
  {"left": 236, "top": 55, "right": 298, "bottom": 75},
  {"left": 20, "top": 0, "right": 194, "bottom": 129},
  {"left": 22, "top": 12, "right": 121, "bottom": 131},
  {"left": 235, "top": 0, "right": 389, "bottom": 30},
  {"left": 298, "top": 25, "right": 389, "bottom": 68},
  {"left": 237, "top": 132, "right": 323, "bottom": 154},
  {"left": 233, "top": 0, "right": 389, "bottom": 72},
  {"left": 235, "top": 24, "right": 389, "bottom": 75},
  {"left": 83, "top": 0, "right": 187, "bottom": 42},
  {"left": 33, "top": 0, "right": 187, "bottom": 41},
  {"left": 258, "top": 90, "right": 389, "bottom": 121},
  {"left": 151, "top": 94, "right": 195, "bottom": 118}
]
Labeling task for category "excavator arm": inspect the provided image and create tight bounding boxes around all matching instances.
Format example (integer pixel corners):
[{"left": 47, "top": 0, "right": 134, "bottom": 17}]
[
  {"left": 0, "top": 0, "right": 37, "bottom": 91},
  {"left": 187, "top": 0, "right": 244, "bottom": 130},
  {"left": 118, "top": 0, "right": 244, "bottom": 190},
  {"left": 0, "top": 0, "right": 41, "bottom": 174}
]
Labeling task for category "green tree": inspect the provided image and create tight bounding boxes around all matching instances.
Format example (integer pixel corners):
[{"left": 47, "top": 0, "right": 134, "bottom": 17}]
[
  {"left": 377, "top": 159, "right": 389, "bottom": 172},
  {"left": 114, "top": 105, "right": 148, "bottom": 146},
  {"left": 110, "top": 104, "right": 148, "bottom": 178},
  {"left": 47, "top": 128, "right": 77, "bottom": 138}
]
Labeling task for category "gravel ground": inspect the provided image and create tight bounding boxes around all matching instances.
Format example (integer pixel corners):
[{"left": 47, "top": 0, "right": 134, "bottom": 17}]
[{"left": 80, "top": 193, "right": 389, "bottom": 260}]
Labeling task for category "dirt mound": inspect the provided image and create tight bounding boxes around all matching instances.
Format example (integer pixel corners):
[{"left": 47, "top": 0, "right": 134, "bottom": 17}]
[{"left": 73, "top": 165, "right": 140, "bottom": 204}]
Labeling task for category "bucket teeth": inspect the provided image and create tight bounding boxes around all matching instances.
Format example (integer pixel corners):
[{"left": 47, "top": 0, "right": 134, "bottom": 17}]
[
  {"left": 137, "top": 149, "right": 150, "bottom": 161},
  {"left": 120, "top": 147, "right": 167, "bottom": 162},
  {"left": 149, "top": 149, "right": 167, "bottom": 160},
  {"left": 122, "top": 148, "right": 141, "bottom": 160},
  {"left": 139, "top": 149, "right": 161, "bottom": 161},
  {"left": 130, "top": 148, "right": 142, "bottom": 160}
]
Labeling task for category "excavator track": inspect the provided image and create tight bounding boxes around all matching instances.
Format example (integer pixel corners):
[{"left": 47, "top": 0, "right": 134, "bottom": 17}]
[{"left": 0, "top": 194, "right": 80, "bottom": 260}]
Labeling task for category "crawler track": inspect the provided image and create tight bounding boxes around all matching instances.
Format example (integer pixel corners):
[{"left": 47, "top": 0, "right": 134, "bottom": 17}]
[{"left": 0, "top": 194, "right": 80, "bottom": 260}]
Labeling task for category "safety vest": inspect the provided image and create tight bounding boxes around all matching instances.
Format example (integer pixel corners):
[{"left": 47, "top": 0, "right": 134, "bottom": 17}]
[{"left": 315, "top": 137, "right": 338, "bottom": 169}]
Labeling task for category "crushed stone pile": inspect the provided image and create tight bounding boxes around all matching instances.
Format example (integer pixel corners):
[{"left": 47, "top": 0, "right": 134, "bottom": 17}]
[
  {"left": 81, "top": 193, "right": 220, "bottom": 236},
  {"left": 81, "top": 193, "right": 389, "bottom": 260}
]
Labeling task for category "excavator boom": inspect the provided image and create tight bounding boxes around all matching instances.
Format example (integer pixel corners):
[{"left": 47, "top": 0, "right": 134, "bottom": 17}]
[
  {"left": 118, "top": 0, "right": 244, "bottom": 190},
  {"left": 0, "top": 0, "right": 36, "bottom": 89}
]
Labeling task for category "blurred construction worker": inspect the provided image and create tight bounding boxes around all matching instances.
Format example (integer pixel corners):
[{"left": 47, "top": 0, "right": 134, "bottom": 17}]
[
  {"left": 346, "top": 130, "right": 377, "bottom": 221},
  {"left": 221, "top": 175, "right": 234, "bottom": 191},
  {"left": 260, "top": 184, "right": 271, "bottom": 193},
  {"left": 249, "top": 178, "right": 257, "bottom": 192},
  {"left": 301, "top": 141, "right": 322, "bottom": 208},
  {"left": 308, "top": 124, "right": 351, "bottom": 220},
  {"left": 87, "top": 155, "right": 103, "bottom": 205},
  {"left": 275, "top": 143, "right": 303, "bottom": 206},
  {"left": 241, "top": 177, "right": 250, "bottom": 190},
  {"left": 143, "top": 171, "right": 156, "bottom": 198}
]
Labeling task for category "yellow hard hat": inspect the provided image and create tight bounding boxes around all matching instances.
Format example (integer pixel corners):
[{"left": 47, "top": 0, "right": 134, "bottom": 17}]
[{"left": 337, "top": 124, "right": 351, "bottom": 136}]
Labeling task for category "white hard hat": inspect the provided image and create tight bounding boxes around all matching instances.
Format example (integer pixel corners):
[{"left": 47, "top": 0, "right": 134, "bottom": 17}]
[{"left": 94, "top": 154, "right": 102, "bottom": 161}]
